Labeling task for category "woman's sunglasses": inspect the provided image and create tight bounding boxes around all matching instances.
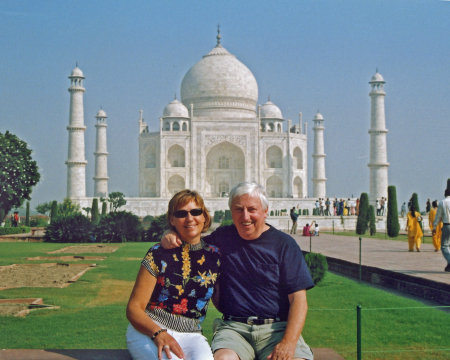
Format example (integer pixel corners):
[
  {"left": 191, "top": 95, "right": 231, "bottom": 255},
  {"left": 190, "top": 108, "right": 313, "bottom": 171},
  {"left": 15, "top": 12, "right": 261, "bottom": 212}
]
[{"left": 173, "top": 208, "right": 203, "bottom": 218}]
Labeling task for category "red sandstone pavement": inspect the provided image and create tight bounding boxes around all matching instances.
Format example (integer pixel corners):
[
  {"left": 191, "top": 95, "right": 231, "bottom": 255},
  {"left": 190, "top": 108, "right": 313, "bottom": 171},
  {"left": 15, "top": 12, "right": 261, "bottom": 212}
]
[{"left": 292, "top": 232, "right": 450, "bottom": 286}]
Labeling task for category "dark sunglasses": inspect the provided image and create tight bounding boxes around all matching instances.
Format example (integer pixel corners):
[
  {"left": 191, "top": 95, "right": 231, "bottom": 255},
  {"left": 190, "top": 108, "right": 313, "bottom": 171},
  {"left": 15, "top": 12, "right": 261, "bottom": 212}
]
[{"left": 173, "top": 208, "right": 203, "bottom": 218}]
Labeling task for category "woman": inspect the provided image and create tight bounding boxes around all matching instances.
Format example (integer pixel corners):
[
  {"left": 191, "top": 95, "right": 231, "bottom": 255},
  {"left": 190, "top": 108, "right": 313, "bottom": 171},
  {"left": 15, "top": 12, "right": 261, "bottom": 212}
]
[
  {"left": 429, "top": 200, "right": 442, "bottom": 252},
  {"left": 406, "top": 204, "right": 423, "bottom": 252},
  {"left": 126, "top": 190, "right": 220, "bottom": 360}
]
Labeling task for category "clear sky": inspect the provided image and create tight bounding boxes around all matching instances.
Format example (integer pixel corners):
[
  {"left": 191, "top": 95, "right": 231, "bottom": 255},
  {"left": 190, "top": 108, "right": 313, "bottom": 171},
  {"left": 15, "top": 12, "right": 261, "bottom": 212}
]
[{"left": 1, "top": 0, "right": 449, "bottom": 211}]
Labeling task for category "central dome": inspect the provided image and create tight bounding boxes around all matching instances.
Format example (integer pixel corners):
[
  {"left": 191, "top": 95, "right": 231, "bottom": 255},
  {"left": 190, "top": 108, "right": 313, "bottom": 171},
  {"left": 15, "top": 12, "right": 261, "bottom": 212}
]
[{"left": 180, "top": 44, "right": 258, "bottom": 118}]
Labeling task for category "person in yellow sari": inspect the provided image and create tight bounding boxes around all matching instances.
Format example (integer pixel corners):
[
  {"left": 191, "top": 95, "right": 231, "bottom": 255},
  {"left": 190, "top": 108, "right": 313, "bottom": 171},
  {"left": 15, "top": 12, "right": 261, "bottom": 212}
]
[
  {"left": 406, "top": 204, "right": 423, "bottom": 252},
  {"left": 429, "top": 200, "right": 442, "bottom": 252}
]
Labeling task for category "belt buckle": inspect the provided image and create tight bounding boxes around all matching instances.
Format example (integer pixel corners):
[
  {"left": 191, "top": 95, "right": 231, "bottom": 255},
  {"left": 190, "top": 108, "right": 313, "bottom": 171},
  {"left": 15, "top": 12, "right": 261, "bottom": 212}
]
[{"left": 247, "top": 316, "right": 258, "bottom": 325}]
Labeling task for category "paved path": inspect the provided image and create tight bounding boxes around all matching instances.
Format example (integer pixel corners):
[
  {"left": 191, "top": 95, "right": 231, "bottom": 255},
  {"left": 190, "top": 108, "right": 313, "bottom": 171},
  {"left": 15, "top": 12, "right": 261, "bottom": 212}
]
[{"left": 291, "top": 232, "right": 449, "bottom": 286}]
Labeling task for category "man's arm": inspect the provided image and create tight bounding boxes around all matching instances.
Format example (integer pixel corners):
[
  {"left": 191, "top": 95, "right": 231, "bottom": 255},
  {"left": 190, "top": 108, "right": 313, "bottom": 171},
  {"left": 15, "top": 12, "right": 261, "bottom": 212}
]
[
  {"left": 267, "top": 289, "right": 308, "bottom": 360},
  {"left": 160, "top": 230, "right": 182, "bottom": 249}
]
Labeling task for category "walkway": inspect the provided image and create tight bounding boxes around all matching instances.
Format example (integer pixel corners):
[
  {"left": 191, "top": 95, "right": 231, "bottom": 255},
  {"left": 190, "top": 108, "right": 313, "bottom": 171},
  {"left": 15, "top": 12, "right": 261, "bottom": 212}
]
[{"left": 292, "top": 232, "right": 449, "bottom": 286}]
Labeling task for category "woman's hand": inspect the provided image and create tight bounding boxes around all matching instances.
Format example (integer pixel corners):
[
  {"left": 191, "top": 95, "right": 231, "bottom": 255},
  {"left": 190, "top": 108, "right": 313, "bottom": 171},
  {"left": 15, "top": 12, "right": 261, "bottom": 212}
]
[
  {"left": 161, "top": 230, "right": 182, "bottom": 249},
  {"left": 155, "top": 331, "right": 185, "bottom": 359}
]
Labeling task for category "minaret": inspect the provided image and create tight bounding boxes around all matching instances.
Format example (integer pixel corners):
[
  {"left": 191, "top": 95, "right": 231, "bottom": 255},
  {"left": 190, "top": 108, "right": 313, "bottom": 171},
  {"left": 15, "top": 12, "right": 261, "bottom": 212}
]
[
  {"left": 66, "top": 65, "right": 87, "bottom": 198},
  {"left": 312, "top": 111, "right": 326, "bottom": 198},
  {"left": 368, "top": 70, "right": 389, "bottom": 206},
  {"left": 93, "top": 109, "right": 109, "bottom": 197}
]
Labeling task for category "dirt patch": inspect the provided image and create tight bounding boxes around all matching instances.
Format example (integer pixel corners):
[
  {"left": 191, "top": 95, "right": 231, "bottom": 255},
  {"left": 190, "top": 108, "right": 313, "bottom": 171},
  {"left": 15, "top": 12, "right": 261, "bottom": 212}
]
[
  {"left": 48, "top": 244, "right": 119, "bottom": 254},
  {"left": 27, "top": 255, "right": 106, "bottom": 261},
  {"left": 0, "top": 263, "right": 96, "bottom": 290},
  {"left": 0, "top": 298, "right": 59, "bottom": 316}
]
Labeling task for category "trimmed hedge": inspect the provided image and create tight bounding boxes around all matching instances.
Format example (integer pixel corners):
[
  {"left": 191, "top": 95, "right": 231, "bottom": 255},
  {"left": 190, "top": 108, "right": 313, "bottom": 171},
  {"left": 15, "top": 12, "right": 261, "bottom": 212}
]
[
  {"left": 0, "top": 226, "right": 31, "bottom": 235},
  {"left": 305, "top": 252, "right": 328, "bottom": 285},
  {"left": 45, "top": 214, "right": 93, "bottom": 243},
  {"left": 96, "top": 211, "right": 143, "bottom": 243}
]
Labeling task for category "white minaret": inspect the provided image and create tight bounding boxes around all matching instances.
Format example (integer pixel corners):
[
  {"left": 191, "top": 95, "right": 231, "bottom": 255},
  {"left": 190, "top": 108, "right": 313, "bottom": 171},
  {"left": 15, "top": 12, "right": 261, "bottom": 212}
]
[
  {"left": 93, "top": 109, "right": 109, "bottom": 197},
  {"left": 66, "top": 65, "right": 87, "bottom": 198},
  {"left": 368, "top": 70, "right": 389, "bottom": 206},
  {"left": 312, "top": 111, "right": 326, "bottom": 198}
]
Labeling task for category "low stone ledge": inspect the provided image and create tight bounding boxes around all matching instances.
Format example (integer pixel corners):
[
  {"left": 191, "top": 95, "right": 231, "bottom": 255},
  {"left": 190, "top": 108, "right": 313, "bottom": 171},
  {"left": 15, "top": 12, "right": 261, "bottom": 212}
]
[
  {"left": 0, "top": 348, "right": 344, "bottom": 360},
  {"left": 319, "top": 254, "right": 450, "bottom": 305}
]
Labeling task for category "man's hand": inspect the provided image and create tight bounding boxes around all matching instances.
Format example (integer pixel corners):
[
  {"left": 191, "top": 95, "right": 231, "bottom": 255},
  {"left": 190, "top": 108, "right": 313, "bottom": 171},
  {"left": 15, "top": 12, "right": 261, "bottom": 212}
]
[
  {"left": 266, "top": 340, "right": 296, "bottom": 360},
  {"left": 161, "top": 230, "right": 182, "bottom": 249}
]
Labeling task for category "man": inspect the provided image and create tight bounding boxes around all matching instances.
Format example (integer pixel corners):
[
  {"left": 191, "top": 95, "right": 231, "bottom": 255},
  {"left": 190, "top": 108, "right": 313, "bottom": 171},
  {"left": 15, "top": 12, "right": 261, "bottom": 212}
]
[
  {"left": 162, "top": 182, "right": 314, "bottom": 360},
  {"left": 433, "top": 179, "right": 450, "bottom": 272},
  {"left": 290, "top": 206, "right": 299, "bottom": 234}
]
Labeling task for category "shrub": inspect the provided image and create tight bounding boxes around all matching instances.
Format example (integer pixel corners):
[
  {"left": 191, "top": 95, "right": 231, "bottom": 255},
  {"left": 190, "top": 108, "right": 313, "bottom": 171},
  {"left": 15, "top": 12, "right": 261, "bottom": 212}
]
[
  {"left": 45, "top": 214, "right": 93, "bottom": 243},
  {"left": 356, "top": 193, "right": 369, "bottom": 235},
  {"left": 213, "top": 210, "right": 224, "bottom": 223},
  {"left": 302, "top": 209, "right": 309, "bottom": 216},
  {"left": 224, "top": 210, "right": 232, "bottom": 220},
  {"left": 96, "top": 211, "right": 143, "bottom": 243},
  {"left": 305, "top": 252, "right": 328, "bottom": 285},
  {"left": 145, "top": 213, "right": 168, "bottom": 242},
  {"left": 219, "top": 219, "right": 234, "bottom": 228},
  {"left": 29, "top": 216, "right": 49, "bottom": 227},
  {"left": 91, "top": 198, "right": 100, "bottom": 224},
  {"left": 50, "top": 200, "right": 58, "bottom": 223},
  {"left": 387, "top": 185, "right": 400, "bottom": 237},
  {"left": 0, "top": 226, "right": 31, "bottom": 235},
  {"left": 369, "top": 205, "right": 376, "bottom": 235},
  {"left": 25, "top": 201, "right": 30, "bottom": 226},
  {"left": 101, "top": 201, "right": 107, "bottom": 217}
]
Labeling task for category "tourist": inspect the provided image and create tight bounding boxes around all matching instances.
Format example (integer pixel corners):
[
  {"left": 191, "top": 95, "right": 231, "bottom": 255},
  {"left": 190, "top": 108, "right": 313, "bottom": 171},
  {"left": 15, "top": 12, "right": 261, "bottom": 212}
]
[
  {"left": 380, "top": 197, "right": 386, "bottom": 216},
  {"left": 290, "top": 206, "right": 299, "bottom": 234},
  {"left": 162, "top": 182, "right": 314, "bottom": 360},
  {"left": 126, "top": 189, "right": 220, "bottom": 360},
  {"left": 302, "top": 223, "right": 311, "bottom": 236},
  {"left": 319, "top": 198, "right": 324, "bottom": 216},
  {"left": 406, "top": 203, "right": 423, "bottom": 252},
  {"left": 429, "top": 200, "right": 442, "bottom": 252},
  {"left": 314, "top": 223, "right": 320, "bottom": 236},
  {"left": 12, "top": 211, "right": 19, "bottom": 227},
  {"left": 325, "top": 197, "right": 330, "bottom": 216},
  {"left": 432, "top": 179, "right": 450, "bottom": 272},
  {"left": 426, "top": 198, "right": 431, "bottom": 213},
  {"left": 401, "top": 202, "right": 407, "bottom": 217},
  {"left": 376, "top": 200, "right": 381, "bottom": 216}
]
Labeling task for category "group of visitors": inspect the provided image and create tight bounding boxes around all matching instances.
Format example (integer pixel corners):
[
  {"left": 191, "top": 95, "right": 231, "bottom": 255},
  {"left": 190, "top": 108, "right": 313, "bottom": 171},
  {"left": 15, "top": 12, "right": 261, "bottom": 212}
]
[
  {"left": 127, "top": 182, "right": 314, "bottom": 359},
  {"left": 376, "top": 197, "right": 387, "bottom": 216},
  {"left": 10, "top": 211, "right": 19, "bottom": 227},
  {"left": 405, "top": 179, "right": 450, "bottom": 272},
  {"left": 313, "top": 197, "right": 359, "bottom": 216}
]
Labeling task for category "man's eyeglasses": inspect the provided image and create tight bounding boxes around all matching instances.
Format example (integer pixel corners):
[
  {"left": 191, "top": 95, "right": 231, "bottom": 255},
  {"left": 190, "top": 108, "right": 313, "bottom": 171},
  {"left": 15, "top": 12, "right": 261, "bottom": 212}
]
[{"left": 173, "top": 208, "right": 203, "bottom": 218}]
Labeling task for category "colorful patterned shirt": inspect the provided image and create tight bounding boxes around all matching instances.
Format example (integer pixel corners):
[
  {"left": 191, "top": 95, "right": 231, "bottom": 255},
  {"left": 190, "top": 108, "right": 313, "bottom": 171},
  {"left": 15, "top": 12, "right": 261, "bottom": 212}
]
[{"left": 141, "top": 239, "right": 220, "bottom": 332}]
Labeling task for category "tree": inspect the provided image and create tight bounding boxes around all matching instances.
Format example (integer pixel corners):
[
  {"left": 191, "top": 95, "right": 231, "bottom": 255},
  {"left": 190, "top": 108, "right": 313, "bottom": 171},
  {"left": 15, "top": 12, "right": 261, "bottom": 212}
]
[
  {"left": 25, "top": 201, "right": 30, "bottom": 226},
  {"left": 50, "top": 200, "right": 58, "bottom": 223},
  {"left": 356, "top": 193, "right": 369, "bottom": 235},
  {"left": 108, "top": 192, "right": 126, "bottom": 212},
  {"left": 368, "top": 205, "right": 376, "bottom": 236},
  {"left": 387, "top": 185, "right": 400, "bottom": 237},
  {"left": 410, "top": 193, "right": 420, "bottom": 213},
  {"left": 0, "top": 131, "right": 40, "bottom": 218},
  {"left": 91, "top": 198, "right": 100, "bottom": 224},
  {"left": 57, "top": 198, "right": 81, "bottom": 218},
  {"left": 36, "top": 202, "right": 52, "bottom": 216},
  {"left": 96, "top": 211, "right": 143, "bottom": 242},
  {"left": 101, "top": 201, "right": 107, "bottom": 217}
]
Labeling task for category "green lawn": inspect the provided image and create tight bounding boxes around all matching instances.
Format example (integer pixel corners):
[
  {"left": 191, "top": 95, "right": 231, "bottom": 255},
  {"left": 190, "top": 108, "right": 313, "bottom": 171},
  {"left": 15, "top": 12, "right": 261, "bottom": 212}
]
[{"left": 1, "top": 241, "right": 448, "bottom": 359}]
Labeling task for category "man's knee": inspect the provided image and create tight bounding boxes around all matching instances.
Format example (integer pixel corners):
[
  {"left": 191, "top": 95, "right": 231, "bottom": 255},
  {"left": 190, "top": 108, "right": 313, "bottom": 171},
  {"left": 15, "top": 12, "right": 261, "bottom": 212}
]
[{"left": 214, "top": 348, "right": 240, "bottom": 360}]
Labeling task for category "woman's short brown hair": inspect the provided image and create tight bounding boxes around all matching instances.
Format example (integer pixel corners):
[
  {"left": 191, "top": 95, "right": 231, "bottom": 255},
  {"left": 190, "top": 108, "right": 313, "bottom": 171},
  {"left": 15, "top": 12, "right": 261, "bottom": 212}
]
[{"left": 167, "top": 189, "right": 211, "bottom": 233}]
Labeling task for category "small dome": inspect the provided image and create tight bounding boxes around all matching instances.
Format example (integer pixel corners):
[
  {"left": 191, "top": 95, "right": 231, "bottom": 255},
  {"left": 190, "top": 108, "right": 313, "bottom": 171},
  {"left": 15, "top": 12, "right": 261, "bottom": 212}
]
[
  {"left": 163, "top": 99, "right": 189, "bottom": 118},
  {"left": 70, "top": 66, "right": 84, "bottom": 78},
  {"left": 313, "top": 112, "right": 324, "bottom": 120},
  {"left": 370, "top": 72, "right": 385, "bottom": 83},
  {"left": 260, "top": 100, "right": 283, "bottom": 119},
  {"left": 96, "top": 109, "right": 107, "bottom": 118}
]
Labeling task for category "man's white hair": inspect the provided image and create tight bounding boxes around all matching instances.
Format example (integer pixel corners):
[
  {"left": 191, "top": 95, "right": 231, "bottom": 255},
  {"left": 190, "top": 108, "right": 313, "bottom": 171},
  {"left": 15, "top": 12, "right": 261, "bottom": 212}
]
[{"left": 228, "top": 182, "right": 269, "bottom": 210}]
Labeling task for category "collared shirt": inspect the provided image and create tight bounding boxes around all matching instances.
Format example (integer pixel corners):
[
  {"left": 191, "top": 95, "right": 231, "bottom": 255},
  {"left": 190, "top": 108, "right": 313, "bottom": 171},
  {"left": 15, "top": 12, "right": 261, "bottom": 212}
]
[{"left": 434, "top": 196, "right": 450, "bottom": 227}]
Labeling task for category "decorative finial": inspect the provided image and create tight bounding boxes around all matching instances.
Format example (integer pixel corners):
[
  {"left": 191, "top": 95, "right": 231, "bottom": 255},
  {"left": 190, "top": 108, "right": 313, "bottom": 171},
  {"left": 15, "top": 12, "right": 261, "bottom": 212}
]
[
  {"left": 174, "top": 93, "right": 177, "bottom": 100},
  {"left": 268, "top": 95, "right": 271, "bottom": 102},
  {"left": 216, "top": 24, "right": 221, "bottom": 46},
  {"left": 376, "top": 67, "right": 379, "bottom": 73}
]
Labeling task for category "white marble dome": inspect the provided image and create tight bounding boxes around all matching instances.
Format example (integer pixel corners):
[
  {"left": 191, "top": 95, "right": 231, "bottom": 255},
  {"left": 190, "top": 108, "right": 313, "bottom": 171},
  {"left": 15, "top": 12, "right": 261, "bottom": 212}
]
[
  {"left": 314, "top": 112, "right": 324, "bottom": 120},
  {"left": 70, "top": 66, "right": 84, "bottom": 78},
  {"left": 163, "top": 99, "right": 189, "bottom": 118},
  {"left": 370, "top": 72, "right": 385, "bottom": 83},
  {"left": 180, "top": 44, "right": 258, "bottom": 117},
  {"left": 260, "top": 100, "right": 283, "bottom": 119},
  {"left": 96, "top": 109, "right": 107, "bottom": 118}
]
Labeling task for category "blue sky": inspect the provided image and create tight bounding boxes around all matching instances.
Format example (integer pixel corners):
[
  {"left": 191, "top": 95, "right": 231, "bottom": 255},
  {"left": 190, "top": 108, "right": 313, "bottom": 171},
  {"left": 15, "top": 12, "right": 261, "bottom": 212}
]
[{"left": 1, "top": 0, "right": 449, "bottom": 211}]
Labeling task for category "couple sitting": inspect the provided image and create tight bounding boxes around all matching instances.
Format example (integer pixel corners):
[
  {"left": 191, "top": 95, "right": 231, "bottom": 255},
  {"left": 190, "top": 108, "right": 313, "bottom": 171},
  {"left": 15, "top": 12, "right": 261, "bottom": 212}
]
[
  {"left": 302, "top": 222, "right": 319, "bottom": 237},
  {"left": 126, "top": 182, "right": 314, "bottom": 359}
]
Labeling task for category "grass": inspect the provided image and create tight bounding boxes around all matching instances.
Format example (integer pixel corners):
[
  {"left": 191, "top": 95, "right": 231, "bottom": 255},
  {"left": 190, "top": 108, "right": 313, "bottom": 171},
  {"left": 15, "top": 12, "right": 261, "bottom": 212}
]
[
  {"left": 325, "top": 230, "right": 410, "bottom": 241},
  {"left": 1, "top": 241, "right": 449, "bottom": 359}
]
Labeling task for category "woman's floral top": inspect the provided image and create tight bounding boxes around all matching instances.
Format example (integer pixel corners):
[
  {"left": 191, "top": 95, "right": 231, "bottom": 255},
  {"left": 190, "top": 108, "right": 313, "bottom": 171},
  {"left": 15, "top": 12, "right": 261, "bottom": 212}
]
[{"left": 142, "top": 240, "right": 220, "bottom": 326}]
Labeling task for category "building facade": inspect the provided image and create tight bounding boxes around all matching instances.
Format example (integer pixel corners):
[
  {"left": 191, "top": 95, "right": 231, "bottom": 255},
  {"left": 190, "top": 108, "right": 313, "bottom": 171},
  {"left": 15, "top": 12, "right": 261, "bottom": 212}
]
[{"left": 138, "top": 35, "right": 308, "bottom": 200}]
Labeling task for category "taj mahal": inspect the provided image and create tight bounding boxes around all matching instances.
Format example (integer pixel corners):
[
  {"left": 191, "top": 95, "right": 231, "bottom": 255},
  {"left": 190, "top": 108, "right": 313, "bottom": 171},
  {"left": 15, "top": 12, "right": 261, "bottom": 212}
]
[{"left": 66, "top": 30, "right": 389, "bottom": 220}]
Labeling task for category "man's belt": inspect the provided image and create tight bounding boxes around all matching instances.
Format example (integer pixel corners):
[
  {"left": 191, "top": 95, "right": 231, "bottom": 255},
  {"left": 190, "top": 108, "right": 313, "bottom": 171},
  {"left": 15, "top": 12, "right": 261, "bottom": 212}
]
[{"left": 223, "top": 315, "right": 281, "bottom": 325}]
